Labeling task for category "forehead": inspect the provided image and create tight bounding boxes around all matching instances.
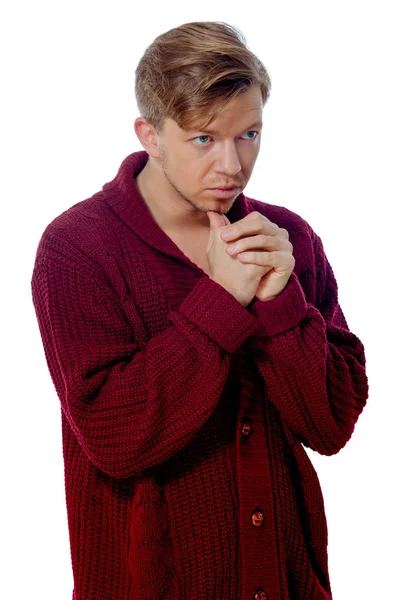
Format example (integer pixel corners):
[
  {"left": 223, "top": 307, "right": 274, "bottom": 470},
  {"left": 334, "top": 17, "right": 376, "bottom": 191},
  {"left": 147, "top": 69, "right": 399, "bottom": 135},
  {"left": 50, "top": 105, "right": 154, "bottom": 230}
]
[
  {"left": 192, "top": 85, "right": 263, "bottom": 131},
  {"left": 167, "top": 85, "right": 264, "bottom": 135}
]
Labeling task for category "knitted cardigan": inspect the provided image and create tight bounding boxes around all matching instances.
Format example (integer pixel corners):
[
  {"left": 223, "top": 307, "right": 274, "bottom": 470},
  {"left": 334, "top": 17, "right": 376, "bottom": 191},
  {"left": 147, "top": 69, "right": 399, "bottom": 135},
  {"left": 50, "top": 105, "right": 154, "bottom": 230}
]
[{"left": 31, "top": 151, "right": 368, "bottom": 600}]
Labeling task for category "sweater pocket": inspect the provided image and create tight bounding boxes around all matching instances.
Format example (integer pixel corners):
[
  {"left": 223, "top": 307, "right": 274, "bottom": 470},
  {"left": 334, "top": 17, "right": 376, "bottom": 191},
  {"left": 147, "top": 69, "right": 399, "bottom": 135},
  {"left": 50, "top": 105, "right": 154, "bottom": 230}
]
[{"left": 128, "top": 472, "right": 181, "bottom": 600}]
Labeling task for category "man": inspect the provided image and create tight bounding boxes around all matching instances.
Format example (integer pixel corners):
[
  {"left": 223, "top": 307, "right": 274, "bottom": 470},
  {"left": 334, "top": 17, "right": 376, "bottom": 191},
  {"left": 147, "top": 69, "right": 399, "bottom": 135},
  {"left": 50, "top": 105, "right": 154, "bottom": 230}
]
[{"left": 31, "top": 21, "right": 368, "bottom": 600}]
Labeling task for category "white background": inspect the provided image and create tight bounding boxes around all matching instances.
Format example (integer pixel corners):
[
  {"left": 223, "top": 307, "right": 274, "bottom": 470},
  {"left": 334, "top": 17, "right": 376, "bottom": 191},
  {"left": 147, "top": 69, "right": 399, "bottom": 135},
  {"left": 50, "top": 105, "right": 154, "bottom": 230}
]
[{"left": 1, "top": 1, "right": 399, "bottom": 598}]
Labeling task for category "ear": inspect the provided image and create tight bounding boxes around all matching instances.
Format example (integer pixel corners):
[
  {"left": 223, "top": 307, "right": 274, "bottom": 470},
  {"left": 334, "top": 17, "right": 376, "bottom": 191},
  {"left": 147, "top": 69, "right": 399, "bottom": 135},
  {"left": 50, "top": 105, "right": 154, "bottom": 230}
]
[{"left": 134, "top": 117, "right": 161, "bottom": 158}]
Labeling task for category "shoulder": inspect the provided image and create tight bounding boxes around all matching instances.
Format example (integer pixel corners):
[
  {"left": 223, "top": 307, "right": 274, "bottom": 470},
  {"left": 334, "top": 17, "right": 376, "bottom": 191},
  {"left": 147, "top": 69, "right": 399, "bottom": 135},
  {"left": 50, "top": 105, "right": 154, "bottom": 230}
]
[
  {"left": 42, "top": 191, "right": 108, "bottom": 243},
  {"left": 34, "top": 191, "right": 115, "bottom": 266}
]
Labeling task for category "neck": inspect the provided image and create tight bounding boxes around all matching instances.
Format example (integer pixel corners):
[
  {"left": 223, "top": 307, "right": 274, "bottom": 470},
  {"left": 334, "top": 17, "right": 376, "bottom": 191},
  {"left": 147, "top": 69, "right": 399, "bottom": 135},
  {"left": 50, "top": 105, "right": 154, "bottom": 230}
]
[{"left": 135, "top": 160, "right": 210, "bottom": 234}]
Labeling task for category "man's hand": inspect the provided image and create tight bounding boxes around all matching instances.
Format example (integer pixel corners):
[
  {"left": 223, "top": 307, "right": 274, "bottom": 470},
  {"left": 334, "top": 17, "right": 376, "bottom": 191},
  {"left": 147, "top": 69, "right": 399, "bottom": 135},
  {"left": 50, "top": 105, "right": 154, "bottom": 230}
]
[
  {"left": 206, "top": 211, "right": 271, "bottom": 307},
  {"left": 219, "top": 211, "right": 295, "bottom": 301}
]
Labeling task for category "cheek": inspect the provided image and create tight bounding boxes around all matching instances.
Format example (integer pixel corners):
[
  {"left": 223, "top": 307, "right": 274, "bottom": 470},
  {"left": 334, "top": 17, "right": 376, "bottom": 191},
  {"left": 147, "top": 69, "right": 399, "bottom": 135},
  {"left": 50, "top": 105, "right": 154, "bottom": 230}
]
[
  {"left": 175, "top": 153, "right": 207, "bottom": 184},
  {"left": 168, "top": 159, "right": 202, "bottom": 192},
  {"left": 240, "top": 142, "right": 260, "bottom": 162},
  {"left": 240, "top": 147, "right": 260, "bottom": 176}
]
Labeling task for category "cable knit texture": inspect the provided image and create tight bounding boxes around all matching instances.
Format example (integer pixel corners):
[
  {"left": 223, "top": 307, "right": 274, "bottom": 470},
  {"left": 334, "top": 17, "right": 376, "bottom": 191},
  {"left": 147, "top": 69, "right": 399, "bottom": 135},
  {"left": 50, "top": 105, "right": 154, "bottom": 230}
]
[{"left": 31, "top": 151, "right": 368, "bottom": 600}]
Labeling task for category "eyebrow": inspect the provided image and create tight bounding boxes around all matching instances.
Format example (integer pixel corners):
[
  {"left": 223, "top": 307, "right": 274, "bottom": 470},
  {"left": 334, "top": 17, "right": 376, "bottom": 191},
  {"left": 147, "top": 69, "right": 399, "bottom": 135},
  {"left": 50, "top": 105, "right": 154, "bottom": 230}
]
[{"left": 189, "top": 120, "right": 263, "bottom": 135}]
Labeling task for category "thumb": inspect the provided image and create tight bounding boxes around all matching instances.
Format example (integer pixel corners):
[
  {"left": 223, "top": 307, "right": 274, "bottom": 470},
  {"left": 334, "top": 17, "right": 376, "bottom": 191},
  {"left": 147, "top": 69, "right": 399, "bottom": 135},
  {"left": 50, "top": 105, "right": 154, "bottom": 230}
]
[
  {"left": 206, "top": 211, "right": 231, "bottom": 229},
  {"left": 206, "top": 211, "right": 232, "bottom": 255}
]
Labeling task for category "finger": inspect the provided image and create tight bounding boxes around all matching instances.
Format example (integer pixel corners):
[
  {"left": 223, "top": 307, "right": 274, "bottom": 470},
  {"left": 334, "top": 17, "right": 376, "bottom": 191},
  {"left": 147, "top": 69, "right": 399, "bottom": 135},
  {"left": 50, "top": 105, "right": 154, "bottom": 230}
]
[
  {"left": 226, "top": 235, "right": 292, "bottom": 255},
  {"left": 237, "top": 250, "right": 295, "bottom": 271},
  {"left": 221, "top": 211, "right": 279, "bottom": 242}
]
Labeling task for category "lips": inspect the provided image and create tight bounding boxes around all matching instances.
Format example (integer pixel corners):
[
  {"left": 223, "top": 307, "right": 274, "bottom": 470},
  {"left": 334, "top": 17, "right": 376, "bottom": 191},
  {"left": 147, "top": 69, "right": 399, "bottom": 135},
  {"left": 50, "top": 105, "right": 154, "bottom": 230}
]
[
  {"left": 211, "top": 186, "right": 239, "bottom": 190},
  {"left": 207, "top": 187, "right": 240, "bottom": 199}
]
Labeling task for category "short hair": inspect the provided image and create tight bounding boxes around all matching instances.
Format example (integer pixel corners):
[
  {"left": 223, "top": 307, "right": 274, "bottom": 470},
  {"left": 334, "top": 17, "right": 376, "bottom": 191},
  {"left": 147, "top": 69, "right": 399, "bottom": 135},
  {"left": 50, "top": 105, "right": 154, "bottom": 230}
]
[{"left": 135, "top": 21, "right": 271, "bottom": 134}]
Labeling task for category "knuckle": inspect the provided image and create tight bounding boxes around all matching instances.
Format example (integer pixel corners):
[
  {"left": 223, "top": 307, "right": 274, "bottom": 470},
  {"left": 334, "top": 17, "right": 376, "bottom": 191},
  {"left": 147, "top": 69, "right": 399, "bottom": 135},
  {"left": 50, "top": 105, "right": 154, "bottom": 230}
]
[
  {"left": 280, "top": 228, "right": 289, "bottom": 239},
  {"left": 262, "top": 234, "right": 271, "bottom": 245},
  {"left": 252, "top": 211, "right": 264, "bottom": 227},
  {"left": 285, "top": 254, "right": 295, "bottom": 270}
]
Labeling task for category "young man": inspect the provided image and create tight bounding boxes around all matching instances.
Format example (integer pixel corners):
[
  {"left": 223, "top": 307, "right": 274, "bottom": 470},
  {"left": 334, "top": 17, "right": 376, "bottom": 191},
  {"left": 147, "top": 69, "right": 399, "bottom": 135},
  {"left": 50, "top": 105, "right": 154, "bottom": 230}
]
[{"left": 31, "top": 21, "right": 368, "bottom": 600}]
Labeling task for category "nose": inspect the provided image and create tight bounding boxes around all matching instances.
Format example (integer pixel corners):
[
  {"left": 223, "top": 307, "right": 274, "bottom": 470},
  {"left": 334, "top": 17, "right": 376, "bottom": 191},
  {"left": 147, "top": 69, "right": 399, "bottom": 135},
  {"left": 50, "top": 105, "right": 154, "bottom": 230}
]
[{"left": 215, "top": 141, "right": 242, "bottom": 176}]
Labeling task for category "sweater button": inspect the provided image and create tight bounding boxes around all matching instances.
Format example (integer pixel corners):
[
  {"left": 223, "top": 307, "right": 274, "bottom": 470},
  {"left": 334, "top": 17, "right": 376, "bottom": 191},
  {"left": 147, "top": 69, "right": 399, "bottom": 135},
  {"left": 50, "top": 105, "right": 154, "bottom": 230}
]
[
  {"left": 254, "top": 590, "right": 267, "bottom": 600},
  {"left": 241, "top": 420, "right": 252, "bottom": 436},
  {"left": 251, "top": 510, "right": 264, "bottom": 526}
]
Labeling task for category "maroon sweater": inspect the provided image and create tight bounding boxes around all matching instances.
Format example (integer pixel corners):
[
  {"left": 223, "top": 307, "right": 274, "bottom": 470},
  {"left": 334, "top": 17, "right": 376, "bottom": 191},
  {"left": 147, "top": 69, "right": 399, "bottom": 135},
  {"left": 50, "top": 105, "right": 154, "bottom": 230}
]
[{"left": 31, "top": 151, "right": 368, "bottom": 600}]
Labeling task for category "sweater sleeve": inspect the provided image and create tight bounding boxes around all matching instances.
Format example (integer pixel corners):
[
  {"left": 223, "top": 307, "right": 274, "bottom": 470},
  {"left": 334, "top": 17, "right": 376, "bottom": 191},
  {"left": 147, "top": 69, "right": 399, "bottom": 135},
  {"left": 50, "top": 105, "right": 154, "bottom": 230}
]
[
  {"left": 31, "top": 234, "right": 257, "bottom": 478},
  {"left": 248, "top": 230, "right": 369, "bottom": 455}
]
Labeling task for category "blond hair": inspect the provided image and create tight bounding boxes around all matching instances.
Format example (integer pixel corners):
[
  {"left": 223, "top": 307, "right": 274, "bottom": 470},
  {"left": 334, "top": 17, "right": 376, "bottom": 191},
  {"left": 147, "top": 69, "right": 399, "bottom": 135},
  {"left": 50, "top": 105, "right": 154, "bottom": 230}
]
[{"left": 135, "top": 21, "right": 271, "bottom": 133}]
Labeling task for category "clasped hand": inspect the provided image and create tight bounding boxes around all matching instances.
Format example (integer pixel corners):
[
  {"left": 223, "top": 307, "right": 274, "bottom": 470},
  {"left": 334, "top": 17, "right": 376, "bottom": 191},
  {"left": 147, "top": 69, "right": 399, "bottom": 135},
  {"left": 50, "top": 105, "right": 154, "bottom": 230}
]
[{"left": 207, "top": 210, "right": 295, "bottom": 301}]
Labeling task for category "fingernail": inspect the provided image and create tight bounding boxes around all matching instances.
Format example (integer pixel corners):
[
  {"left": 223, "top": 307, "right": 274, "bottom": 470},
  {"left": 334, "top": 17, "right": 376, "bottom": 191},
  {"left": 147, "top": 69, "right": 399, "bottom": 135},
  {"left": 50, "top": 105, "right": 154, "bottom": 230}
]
[
  {"left": 227, "top": 244, "right": 237, "bottom": 254},
  {"left": 222, "top": 231, "right": 234, "bottom": 240}
]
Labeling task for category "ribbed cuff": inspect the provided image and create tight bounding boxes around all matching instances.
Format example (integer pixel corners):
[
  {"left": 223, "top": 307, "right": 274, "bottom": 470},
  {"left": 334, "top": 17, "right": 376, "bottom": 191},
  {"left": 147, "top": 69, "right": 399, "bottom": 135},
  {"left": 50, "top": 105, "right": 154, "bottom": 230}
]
[
  {"left": 249, "top": 272, "right": 308, "bottom": 337},
  {"left": 177, "top": 276, "right": 257, "bottom": 353}
]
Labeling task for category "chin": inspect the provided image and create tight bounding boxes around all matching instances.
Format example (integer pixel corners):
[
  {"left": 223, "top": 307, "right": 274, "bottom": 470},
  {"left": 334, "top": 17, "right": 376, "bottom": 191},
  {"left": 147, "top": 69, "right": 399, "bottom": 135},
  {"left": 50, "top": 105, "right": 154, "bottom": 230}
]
[
  {"left": 193, "top": 197, "right": 237, "bottom": 215},
  {"left": 198, "top": 204, "right": 232, "bottom": 216}
]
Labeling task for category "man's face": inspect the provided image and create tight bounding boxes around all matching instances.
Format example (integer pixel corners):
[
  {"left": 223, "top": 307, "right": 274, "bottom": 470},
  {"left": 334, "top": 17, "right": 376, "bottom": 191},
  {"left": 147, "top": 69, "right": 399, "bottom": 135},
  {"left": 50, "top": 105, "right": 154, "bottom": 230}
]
[{"left": 154, "top": 84, "right": 264, "bottom": 216}]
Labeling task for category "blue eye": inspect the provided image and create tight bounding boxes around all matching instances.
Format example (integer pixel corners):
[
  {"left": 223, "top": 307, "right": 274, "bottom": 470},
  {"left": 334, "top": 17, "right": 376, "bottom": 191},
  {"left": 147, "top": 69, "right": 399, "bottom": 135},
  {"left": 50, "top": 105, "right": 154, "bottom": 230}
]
[
  {"left": 193, "top": 135, "right": 211, "bottom": 145},
  {"left": 192, "top": 131, "right": 259, "bottom": 145},
  {"left": 242, "top": 131, "right": 258, "bottom": 140}
]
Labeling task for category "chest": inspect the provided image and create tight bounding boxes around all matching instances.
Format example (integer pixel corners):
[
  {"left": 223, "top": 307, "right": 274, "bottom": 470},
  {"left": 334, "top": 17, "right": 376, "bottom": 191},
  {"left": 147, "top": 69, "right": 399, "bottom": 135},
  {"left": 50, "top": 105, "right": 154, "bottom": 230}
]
[{"left": 167, "top": 232, "right": 211, "bottom": 276}]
